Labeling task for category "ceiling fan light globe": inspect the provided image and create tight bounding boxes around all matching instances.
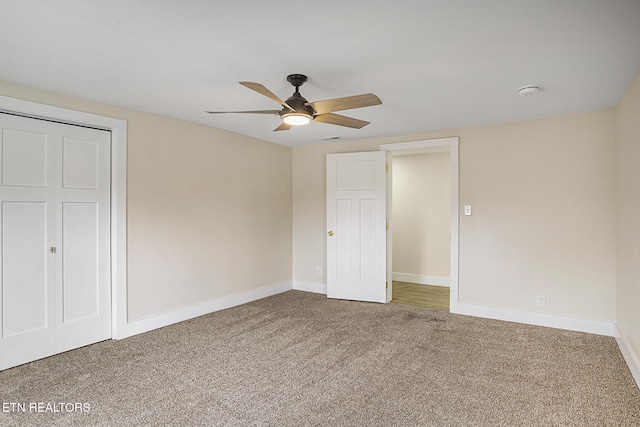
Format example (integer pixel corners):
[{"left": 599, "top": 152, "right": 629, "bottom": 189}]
[{"left": 283, "top": 113, "right": 311, "bottom": 126}]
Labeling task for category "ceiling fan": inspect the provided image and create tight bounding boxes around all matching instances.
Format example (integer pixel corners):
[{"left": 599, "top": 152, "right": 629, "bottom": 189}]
[{"left": 206, "top": 74, "right": 382, "bottom": 132}]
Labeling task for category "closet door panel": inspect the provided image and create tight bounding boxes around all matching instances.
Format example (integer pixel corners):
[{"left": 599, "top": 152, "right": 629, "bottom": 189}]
[
  {"left": 1, "top": 128, "right": 47, "bottom": 188},
  {"left": 61, "top": 202, "right": 99, "bottom": 322},
  {"left": 2, "top": 202, "right": 50, "bottom": 336},
  {"left": 62, "top": 137, "right": 99, "bottom": 190}
]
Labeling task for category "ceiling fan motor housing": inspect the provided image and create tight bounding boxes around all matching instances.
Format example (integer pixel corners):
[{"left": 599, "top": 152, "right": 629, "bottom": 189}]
[{"left": 281, "top": 92, "right": 314, "bottom": 116}]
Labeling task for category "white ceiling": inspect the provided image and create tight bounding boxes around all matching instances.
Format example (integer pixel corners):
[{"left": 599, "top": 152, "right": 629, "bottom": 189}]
[{"left": 1, "top": 1, "right": 639, "bottom": 147}]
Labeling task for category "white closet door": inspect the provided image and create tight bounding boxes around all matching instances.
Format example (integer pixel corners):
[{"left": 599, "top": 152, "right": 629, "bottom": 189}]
[
  {"left": 0, "top": 117, "right": 56, "bottom": 370},
  {"left": 54, "top": 124, "right": 111, "bottom": 353},
  {"left": 0, "top": 114, "right": 111, "bottom": 370}
]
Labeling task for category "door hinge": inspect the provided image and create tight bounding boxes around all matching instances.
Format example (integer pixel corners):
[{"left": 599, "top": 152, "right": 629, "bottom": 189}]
[
  {"left": 386, "top": 281, "right": 388, "bottom": 289},
  {"left": 385, "top": 163, "right": 389, "bottom": 172},
  {"left": 49, "top": 246, "right": 56, "bottom": 254},
  {"left": 386, "top": 222, "right": 389, "bottom": 230}
]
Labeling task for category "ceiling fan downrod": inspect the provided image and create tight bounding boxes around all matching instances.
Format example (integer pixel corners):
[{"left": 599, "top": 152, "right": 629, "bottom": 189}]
[{"left": 287, "top": 74, "right": 308, "bottom": 94}]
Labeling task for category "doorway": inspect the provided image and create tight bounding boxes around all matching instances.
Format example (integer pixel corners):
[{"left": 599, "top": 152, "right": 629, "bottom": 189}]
[
  {"left": 380, "top": 137, "right": 460, "bottom": 311},
  {"left": 391, "top": 149, "right": 451, "bottom": 310}
]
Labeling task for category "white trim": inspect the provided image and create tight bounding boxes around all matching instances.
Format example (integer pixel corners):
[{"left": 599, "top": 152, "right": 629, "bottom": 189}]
[
  {"left": 385, "top": 151, "right": 393, "bottom": 302},
  {"left": 293, "top": 281, "right": 327, "bottom": 294},
  {"left": 615, "top": 325, "right": 640, "bottom": 388},
  {"left": 118, "top": 282, "right": 293, "bottom": 339},
  {"left": 380, "top": 137, "right": 460, "bottom": 310},
  {"left": 0, "top": 95, "right": 128, "bottom": 340},
  {"left": 392, "top": 273, "right": 450, "bottom": 287},
  {"left": 380, "top": 137, "right": 460, "bottom": 152},
  {"left": 450, "top": 301, "right": 616, "bottom": 336}
]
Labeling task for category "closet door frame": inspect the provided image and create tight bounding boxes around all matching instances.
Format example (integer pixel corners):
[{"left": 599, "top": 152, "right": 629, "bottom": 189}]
[{"left": 0, "top": 95, "right": 128, "bottom": 340}]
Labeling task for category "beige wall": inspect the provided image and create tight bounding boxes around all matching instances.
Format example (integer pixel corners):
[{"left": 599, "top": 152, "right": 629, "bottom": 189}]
[
  {"left": 392, "top": 152, "right": 450, "bottom": 279},
  {"left": 459, "top": 112, "right": 615, "bottom": 319},
  {"left": 615, "top": 72, "right": 640, "bottom": 365},
  {"left": 293, "top": 110, "right": 616, "bottom": 321},
  {"left": 0, "top": 81, "right": 293, "bottom": 321}
]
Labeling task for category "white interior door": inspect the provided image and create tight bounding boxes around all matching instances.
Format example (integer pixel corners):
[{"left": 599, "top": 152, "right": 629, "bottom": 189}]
[
  {"left": 326, "top": 151, "right": 387, "bottom": 303},
  {"left": 0, "top": 114, "right": 111, "bottom": 370}
]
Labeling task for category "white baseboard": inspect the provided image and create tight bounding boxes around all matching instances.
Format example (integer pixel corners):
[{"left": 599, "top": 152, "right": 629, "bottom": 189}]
[
  {"left": 392, "top": 272, "right": 450, "bottom": 287},
  {"left": 615, "top": 325, "right": 640, "bottom": 389},
  {"left": 293, "top": 281, "right": 327, "bottom": 294},
  {"left": 117, "top": 281, "right": 293, "bottom": 339},
  {"left": 450, "top": 301, "right": 616, "bottom": 337}
]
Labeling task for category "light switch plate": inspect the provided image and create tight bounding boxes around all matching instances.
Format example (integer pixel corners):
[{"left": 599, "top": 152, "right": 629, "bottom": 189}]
[{"left": 464, "top": 205, "right": 472, "bottom": 216}]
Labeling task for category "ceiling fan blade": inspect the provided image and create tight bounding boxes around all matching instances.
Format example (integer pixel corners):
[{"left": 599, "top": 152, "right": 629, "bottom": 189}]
[
  {"left": 239, "top": 82, "right": 293, "bottom": 111},
  {"left": 309, "top": 93, "right": 381, "bottom": 114},
  {"left": 206, "top": 110, "right": 280, "bottom": 115},
  {"left": 313, "top": 113, "right": 370, "bottom": 129},
  {"left": 273, "top": 122, "right": 292, "bottom": 132}
]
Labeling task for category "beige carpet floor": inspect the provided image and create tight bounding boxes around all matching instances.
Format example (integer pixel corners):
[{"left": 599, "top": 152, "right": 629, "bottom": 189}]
[{"left": 1, "top": 290, "right": 639, "bottom": 426}]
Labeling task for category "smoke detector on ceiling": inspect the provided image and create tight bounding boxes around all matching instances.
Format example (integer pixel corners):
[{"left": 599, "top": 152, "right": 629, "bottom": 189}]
[{"left": 518, "top": 85, "right": 539, "bottom": 96}]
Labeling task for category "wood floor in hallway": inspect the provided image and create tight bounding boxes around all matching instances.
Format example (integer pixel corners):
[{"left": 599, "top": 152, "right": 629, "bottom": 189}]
[{"left": 392, "top": 281, "right": 450, "bottom": 311}]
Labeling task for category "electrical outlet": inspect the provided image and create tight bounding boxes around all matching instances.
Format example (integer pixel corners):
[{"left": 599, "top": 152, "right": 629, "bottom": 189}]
[
  {"left": 536, "top": 296, "right": 546, "bottom": 307},
  {"left": 316, "top": 266, "right": 322, "bottom": 275}
]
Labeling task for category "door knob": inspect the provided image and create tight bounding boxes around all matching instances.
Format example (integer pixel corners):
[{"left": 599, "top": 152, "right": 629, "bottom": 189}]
[{"left": 328, "top": 231, "right": 334, "bottom": 236}]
